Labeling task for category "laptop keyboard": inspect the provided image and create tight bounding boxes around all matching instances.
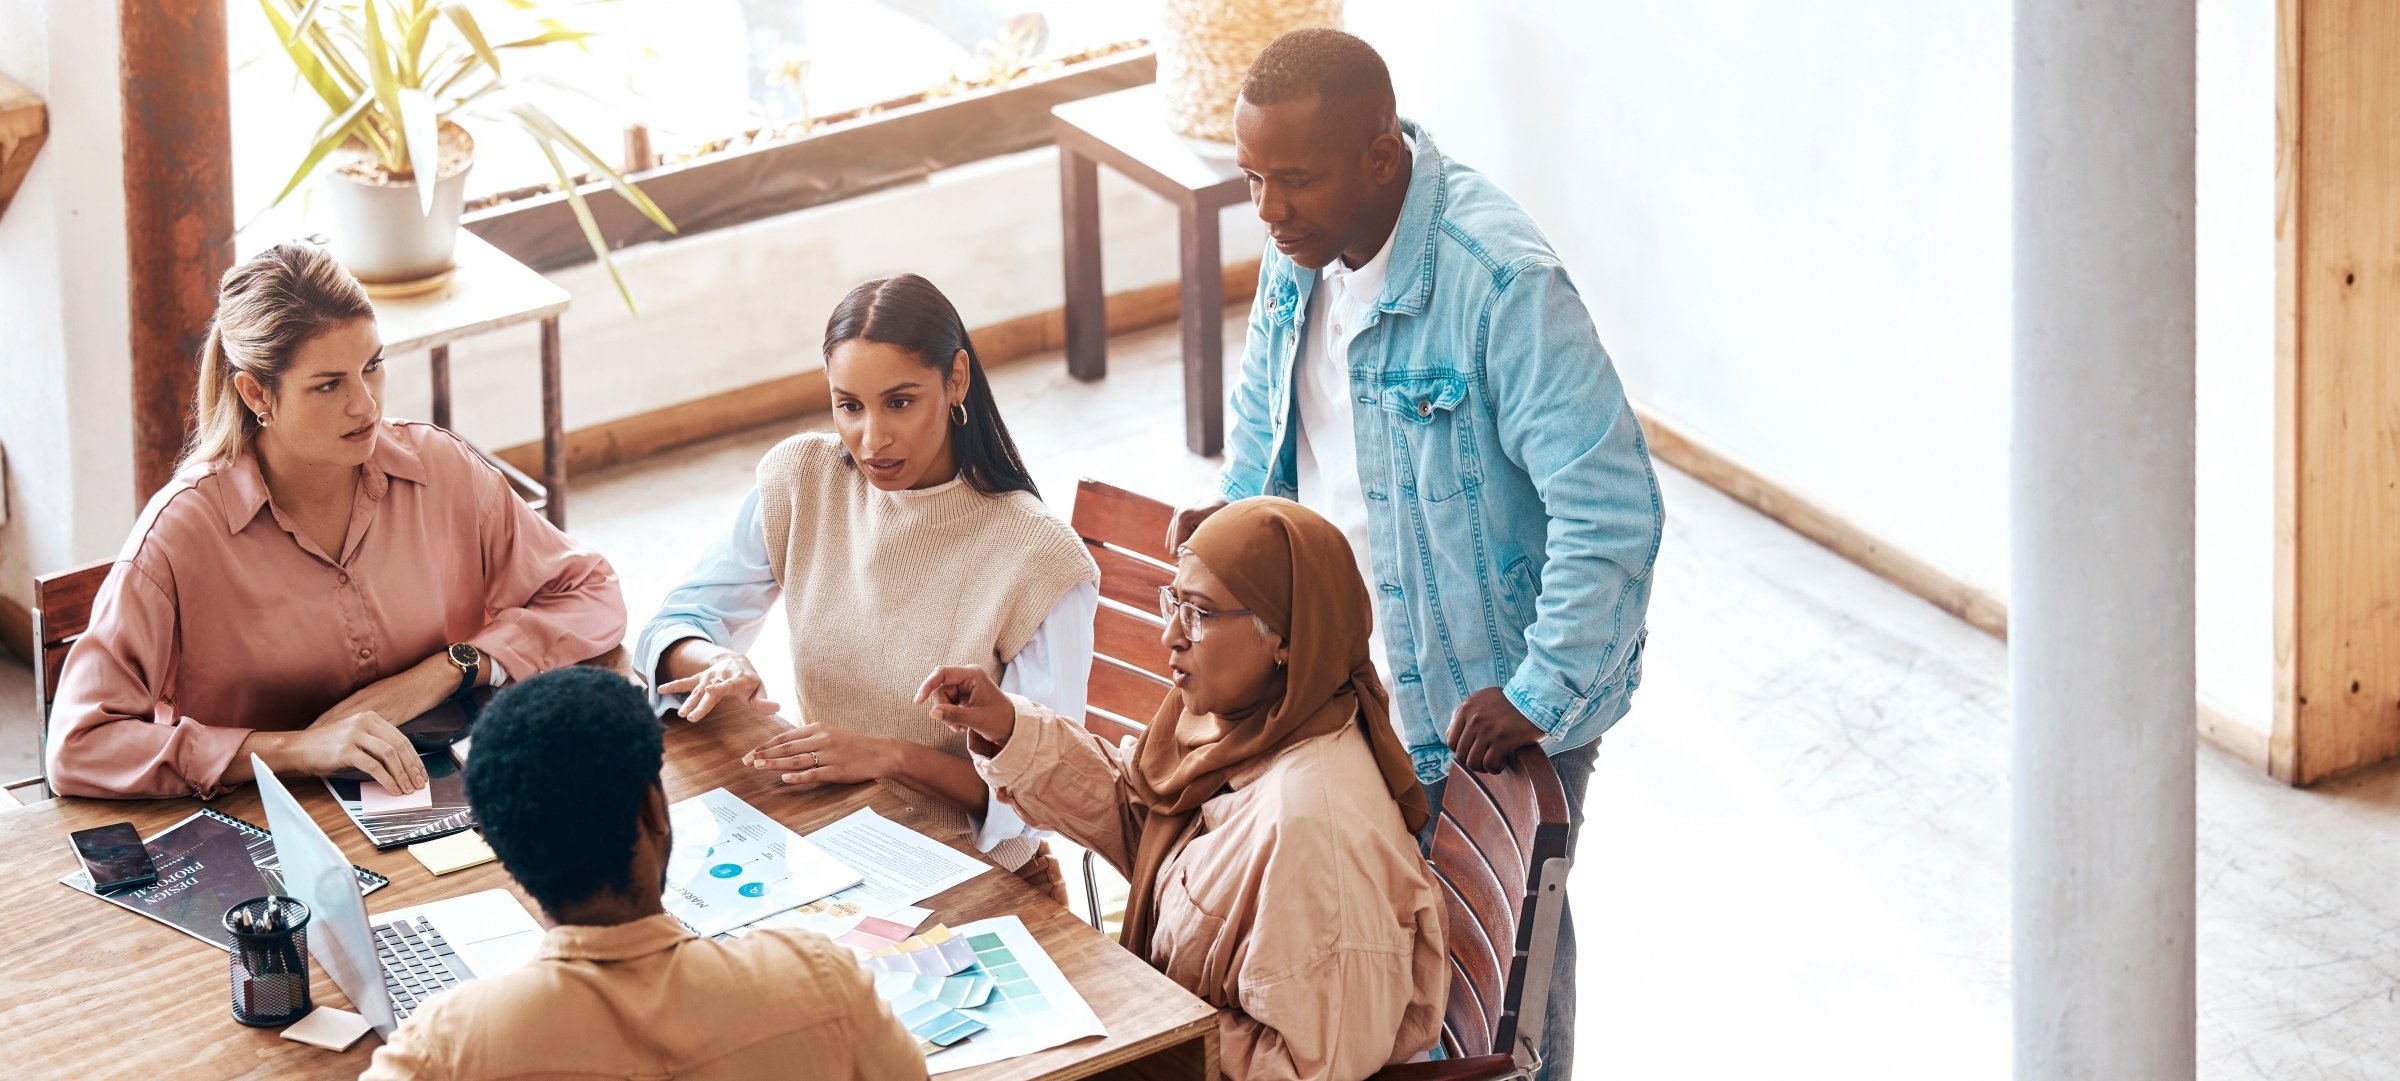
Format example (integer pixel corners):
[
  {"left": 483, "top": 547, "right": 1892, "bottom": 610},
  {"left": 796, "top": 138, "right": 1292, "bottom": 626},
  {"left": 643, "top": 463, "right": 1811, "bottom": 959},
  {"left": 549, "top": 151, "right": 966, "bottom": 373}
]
[{"left": 374, "top": 916, "right": 469, "bottom": 1019}]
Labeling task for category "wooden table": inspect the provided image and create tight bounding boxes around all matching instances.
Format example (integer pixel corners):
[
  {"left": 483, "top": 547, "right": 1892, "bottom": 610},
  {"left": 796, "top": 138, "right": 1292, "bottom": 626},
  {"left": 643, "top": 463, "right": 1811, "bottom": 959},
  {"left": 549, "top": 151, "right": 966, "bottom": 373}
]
[
  {"left": 0, "top": 698, "right": 1217, "bottom": 1080},
  {"left": 373, "top": 231, "right": 573, "bottom": 528},
  {"left": 1052, "top": 85, "right": 1251, "bottom": 458}
]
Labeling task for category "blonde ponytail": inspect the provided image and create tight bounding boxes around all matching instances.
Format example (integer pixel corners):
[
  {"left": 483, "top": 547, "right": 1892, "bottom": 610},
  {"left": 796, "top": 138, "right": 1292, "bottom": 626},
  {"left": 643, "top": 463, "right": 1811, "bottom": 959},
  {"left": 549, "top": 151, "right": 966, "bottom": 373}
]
[{"left": 176, "top": 243, "right": 375, "bottom": 473}]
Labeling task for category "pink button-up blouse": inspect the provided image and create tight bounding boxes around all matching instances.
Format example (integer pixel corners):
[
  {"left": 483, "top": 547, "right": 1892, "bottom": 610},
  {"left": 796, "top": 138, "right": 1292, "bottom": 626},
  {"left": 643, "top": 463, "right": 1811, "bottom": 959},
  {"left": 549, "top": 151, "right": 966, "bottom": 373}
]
[{"left": 46, "top": 420, "right": 628, "bottom": 799}]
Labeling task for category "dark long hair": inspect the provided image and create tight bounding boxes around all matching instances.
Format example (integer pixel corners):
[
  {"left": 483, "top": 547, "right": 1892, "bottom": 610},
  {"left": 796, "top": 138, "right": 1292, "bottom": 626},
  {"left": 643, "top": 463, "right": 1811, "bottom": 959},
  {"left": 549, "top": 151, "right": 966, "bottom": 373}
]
[{"left": 823, "top": 274, "right": 1039, "bottom": 498}]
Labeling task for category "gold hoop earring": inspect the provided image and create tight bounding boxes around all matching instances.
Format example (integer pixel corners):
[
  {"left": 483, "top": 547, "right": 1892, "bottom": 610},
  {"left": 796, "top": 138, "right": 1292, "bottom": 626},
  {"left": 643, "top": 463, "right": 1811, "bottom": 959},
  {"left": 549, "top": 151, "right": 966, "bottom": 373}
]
[{"left": 951, "top": 402, "right": 969, "bottom": 427}]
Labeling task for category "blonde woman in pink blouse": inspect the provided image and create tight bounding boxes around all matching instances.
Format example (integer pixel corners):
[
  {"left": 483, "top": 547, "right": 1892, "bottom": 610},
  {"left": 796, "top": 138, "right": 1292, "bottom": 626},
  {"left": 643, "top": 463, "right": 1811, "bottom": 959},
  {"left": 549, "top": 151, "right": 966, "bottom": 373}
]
[{"left": 45, "top": 243, "right": 627, "bottom": 800}]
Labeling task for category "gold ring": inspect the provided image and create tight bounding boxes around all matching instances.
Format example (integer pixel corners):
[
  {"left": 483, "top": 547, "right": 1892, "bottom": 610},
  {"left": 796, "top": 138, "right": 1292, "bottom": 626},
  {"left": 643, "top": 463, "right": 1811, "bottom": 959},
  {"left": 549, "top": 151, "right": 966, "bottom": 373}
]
[{"left": 810, "top": 750, "right": 823, "bottom": 769}]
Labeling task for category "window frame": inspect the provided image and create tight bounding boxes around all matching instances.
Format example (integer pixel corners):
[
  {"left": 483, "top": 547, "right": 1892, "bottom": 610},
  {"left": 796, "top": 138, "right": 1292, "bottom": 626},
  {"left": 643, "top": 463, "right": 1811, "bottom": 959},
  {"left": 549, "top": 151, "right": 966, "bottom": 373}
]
[{"left": 462, "top": 47, "right": 1156, "bottom": 271}]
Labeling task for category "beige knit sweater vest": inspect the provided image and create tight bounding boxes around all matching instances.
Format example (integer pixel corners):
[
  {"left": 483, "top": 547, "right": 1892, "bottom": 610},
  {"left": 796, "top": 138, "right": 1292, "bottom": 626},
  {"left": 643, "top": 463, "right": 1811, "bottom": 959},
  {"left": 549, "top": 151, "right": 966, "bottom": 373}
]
[{"left": 756, "top": 433, "right": 1097, "bottom": 870}]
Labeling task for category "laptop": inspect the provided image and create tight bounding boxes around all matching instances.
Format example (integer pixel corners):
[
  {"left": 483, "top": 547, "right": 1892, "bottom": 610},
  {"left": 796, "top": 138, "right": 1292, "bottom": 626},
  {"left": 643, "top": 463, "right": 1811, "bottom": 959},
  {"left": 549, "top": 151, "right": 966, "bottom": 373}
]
[{"left": 252, "top": 754, "right": 545, "bottom": 1037}]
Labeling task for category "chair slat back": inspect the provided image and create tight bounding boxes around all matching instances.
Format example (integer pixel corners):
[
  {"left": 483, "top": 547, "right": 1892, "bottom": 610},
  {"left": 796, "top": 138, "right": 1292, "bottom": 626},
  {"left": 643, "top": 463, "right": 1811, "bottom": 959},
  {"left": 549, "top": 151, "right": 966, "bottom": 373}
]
[
  {"left": 32, "top": 559, "right": 112, "bottom": 723},
  {"left": 1425, "top": 751, "right": 1572, "bottom": 1058},
  {"left": 1071, "top": 480, "right": 1177, "bottom": 739},
  {"left": 14, "top": 558, "right": 115, "bottom": 797}
]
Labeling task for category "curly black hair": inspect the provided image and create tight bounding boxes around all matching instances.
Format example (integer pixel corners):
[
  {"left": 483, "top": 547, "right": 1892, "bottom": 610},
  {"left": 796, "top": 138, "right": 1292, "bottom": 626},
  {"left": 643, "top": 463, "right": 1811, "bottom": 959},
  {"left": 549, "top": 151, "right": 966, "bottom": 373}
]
[
  {"left": 1239, "top": 27, "right": 1396, "bottom": 142},
  {"left": 464, "top": 666, "right": 664, "bottom": 912}
]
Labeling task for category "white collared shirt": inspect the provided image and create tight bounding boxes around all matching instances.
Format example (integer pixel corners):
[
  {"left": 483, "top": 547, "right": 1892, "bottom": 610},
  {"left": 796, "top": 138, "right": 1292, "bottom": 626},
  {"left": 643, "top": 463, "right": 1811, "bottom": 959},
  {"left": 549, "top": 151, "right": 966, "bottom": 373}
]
[{"left": 1294, "top": 217, "right": 1401, "bottom": 688}]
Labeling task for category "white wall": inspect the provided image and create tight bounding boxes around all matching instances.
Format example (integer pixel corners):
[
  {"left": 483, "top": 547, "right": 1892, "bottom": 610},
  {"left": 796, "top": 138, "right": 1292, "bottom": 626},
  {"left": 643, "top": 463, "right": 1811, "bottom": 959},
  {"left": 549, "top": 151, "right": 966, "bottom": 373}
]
[
  {"left": 0, "top": 0, "right": 136, "bottom": 619},
  {"left": 1349, "top": 0, "right": 2276, "bottom": 734}
]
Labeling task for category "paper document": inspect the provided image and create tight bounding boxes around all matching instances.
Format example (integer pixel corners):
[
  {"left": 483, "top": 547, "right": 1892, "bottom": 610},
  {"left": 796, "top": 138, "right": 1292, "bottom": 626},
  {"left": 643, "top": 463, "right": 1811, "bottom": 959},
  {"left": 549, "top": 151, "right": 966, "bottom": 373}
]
[
  {"left": 664, "top": 788, "right": 863, "bottom": 937},
  {"left": 805, "top": 807, "right": 991, "bottom": 913},
  {"left": 919, "top": 916, "right": 1107, "bottom": 1074},
  {"left": 729, "top": 808, "right": 990, "bottom": 941}
]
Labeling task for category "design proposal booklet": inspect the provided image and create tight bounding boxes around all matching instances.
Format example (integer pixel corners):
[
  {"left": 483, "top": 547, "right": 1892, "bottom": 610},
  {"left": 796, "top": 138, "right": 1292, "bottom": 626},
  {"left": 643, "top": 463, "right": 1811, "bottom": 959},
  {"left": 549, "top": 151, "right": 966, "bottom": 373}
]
[
  {"left": 59, "top": 808, "right": 389, "bottom": 950},
  {"left": 663, "top": 787, "right": 864, "bottom": 937}
]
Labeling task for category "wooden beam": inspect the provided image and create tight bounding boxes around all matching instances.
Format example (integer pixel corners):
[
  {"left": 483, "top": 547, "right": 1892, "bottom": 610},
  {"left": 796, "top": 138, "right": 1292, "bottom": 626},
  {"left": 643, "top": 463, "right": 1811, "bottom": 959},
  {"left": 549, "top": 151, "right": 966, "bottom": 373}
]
[
  {"left": 0, "top": 73, "right": 47, "bottom": 219},
  {"left": 1639, "top": 407, "right": 2272, "bottom": 773},
  {"left": 494, "top": 258, "right": 1260, "bottom": 478},
  {"left": 120, "top": 1, "right": 233, "bottom": 500},
  {"left": 2273, "top": 0, "right": 2400, "bottom": 785}
]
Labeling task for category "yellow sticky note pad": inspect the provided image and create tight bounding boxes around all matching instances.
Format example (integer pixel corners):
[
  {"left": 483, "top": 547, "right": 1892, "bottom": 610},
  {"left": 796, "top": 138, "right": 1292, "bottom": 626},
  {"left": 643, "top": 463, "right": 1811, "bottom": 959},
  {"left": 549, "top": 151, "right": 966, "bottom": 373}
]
[{"left": 410, "top": 830, "right": 497, "bottom": 876}]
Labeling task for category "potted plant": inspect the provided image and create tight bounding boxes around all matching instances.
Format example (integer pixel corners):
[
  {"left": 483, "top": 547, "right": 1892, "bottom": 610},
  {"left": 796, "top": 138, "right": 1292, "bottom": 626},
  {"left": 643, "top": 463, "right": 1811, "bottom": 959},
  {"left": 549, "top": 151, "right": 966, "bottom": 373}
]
[{"left": 260, "top": 0, "right": 673, "bottom": 308}]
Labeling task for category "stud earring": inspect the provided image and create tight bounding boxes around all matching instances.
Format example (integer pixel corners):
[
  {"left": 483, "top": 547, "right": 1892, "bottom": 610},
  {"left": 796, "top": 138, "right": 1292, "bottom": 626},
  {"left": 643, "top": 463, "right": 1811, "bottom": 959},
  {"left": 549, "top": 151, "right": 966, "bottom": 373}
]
[{"left": 256, "top": 412, "right": 271, "bottom": 427}]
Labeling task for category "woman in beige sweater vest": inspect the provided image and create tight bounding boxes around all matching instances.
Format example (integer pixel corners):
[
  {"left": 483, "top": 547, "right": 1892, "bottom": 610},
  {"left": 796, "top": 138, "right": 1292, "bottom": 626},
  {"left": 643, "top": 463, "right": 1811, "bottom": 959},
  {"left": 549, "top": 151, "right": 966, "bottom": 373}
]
[{"left": 635, "top": 275, "right": 1100, "bottom": 891}]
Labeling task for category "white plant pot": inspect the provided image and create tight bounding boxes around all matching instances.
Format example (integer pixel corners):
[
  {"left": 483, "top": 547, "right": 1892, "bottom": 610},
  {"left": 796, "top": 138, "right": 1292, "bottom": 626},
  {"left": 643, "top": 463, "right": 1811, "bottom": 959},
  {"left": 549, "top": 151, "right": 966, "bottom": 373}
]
[{"left": 323, "top": 124, "right": 475, "bottom": 285}]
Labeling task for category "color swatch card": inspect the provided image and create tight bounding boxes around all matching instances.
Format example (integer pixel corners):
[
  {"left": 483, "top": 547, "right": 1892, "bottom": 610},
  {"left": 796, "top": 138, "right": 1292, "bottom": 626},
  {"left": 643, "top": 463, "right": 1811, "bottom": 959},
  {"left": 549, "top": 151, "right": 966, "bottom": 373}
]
[
  {"left": 918, "top": 916, "right": 1108, "bottom": 1075},
  {"left": 868, "top": 924, "right": 980, "bottom": 976},
  {"left": 874, "top": 971, "right": 989, "bottom": 1050},
  {"left": 663, "top": 788, "right": 863, "bottom": 937}
]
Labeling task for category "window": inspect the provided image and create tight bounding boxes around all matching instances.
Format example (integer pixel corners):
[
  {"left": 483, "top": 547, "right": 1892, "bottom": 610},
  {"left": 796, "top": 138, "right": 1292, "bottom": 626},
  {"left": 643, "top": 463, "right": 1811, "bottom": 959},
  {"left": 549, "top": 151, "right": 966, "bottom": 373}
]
[{"left": 229, "top": 0, "right": 1159, "bottom": 234}]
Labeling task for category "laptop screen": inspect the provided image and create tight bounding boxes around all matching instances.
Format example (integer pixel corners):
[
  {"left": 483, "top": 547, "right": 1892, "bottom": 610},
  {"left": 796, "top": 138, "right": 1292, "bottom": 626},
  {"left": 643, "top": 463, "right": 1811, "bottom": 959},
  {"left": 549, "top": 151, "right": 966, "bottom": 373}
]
[{"left": 253, "top": 755, "right": 398, "bottom": 1036}]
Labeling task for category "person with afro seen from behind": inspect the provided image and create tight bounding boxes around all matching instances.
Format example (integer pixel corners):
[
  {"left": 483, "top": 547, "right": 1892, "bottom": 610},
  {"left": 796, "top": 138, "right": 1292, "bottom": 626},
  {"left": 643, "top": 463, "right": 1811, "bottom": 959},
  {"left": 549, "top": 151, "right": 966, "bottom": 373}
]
[{"left": 363, "top": 666, "right": 924, "bottom": 1081}]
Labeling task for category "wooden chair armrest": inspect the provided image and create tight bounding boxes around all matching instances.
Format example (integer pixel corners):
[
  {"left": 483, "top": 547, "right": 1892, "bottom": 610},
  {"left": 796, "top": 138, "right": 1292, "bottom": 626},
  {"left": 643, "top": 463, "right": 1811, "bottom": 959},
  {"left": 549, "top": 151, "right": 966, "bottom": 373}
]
[{"left": 1366, "top": 1054, "right": 1522, "bottom": 1081}]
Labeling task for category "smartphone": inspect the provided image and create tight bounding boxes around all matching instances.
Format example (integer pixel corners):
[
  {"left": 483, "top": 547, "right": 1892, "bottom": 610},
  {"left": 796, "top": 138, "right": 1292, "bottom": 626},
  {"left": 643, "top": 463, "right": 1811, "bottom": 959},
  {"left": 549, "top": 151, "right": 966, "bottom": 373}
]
[{"left": 70, "top": 822, "right": 159, "bottom": 894}]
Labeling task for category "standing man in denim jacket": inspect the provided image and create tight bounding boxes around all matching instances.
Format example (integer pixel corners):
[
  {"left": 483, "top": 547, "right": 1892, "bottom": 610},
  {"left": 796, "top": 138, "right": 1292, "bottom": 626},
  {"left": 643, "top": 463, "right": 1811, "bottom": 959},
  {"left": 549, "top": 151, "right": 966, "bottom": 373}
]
[{"left": 1166, "top": 29, "right": 1663, "bottom": 1079}]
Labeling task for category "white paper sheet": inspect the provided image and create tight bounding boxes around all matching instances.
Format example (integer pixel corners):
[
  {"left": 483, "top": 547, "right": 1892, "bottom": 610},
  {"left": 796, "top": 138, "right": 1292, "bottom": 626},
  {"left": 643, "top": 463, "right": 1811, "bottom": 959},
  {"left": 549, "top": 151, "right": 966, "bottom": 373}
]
[
  {"left": 806, "top": 807, "right": 992, "bottom": 913},
  {"left": 663, "top": 788, "right": 863, "bottom": 937},
  {"left": 728, "top": 808, "right": 992, "bottom": 941}
]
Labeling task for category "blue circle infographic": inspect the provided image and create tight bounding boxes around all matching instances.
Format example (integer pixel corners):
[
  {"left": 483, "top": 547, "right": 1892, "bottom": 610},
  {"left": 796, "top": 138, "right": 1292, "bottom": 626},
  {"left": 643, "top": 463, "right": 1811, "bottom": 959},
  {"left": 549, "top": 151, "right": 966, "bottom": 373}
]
[
  {"left": 709, "top": 863, "right": 742, "bottom": 879},
  {"left": 738, "top": 882, "right": 768, "bottom": 898}
]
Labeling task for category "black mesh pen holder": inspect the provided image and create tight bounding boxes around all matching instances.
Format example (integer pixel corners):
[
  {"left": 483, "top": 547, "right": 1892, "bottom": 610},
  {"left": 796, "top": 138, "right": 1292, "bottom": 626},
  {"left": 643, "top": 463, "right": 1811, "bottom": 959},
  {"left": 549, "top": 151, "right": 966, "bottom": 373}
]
[{"left": 224, "top": 896, "right": 313, "bottom": 1027}]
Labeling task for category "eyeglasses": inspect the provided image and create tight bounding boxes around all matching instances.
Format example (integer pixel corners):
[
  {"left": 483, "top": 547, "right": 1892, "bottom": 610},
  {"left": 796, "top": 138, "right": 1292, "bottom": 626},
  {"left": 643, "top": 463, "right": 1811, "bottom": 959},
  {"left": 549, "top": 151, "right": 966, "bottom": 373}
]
[{"left": 1157, "top": 586, "right": 1255, "bottom": 642}]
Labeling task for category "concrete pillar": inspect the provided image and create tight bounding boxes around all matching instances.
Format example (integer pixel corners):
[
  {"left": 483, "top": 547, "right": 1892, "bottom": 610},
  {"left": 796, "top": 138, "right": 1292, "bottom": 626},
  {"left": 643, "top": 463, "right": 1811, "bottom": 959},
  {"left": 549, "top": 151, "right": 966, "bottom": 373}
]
[{"left": 2011, "top": 1, "right": 2196, "bottom": 1079}]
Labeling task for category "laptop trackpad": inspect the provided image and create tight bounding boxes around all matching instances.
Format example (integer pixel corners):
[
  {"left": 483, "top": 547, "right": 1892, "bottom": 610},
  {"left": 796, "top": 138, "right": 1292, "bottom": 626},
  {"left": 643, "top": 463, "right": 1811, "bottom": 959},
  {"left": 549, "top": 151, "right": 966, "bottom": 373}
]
[{"left": 437, "top": 890, "right": 545, "bottom": 977}]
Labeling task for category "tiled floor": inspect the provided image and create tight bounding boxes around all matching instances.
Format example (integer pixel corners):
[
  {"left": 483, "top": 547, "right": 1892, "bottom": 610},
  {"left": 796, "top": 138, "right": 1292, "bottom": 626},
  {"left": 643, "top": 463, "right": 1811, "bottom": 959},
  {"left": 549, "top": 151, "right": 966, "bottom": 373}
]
[{"left": 7, "top": 310, "right": 2396, "bottom": 1076}]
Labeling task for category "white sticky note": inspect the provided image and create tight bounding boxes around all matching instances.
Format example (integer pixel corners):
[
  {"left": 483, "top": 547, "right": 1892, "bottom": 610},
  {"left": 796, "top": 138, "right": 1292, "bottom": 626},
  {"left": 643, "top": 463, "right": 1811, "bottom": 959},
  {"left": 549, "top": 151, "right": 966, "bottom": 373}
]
[
  {"left": 360, "top": 780, "right": 434, "bottom": 813},
  {"left": 281, "top": 1006, "right": 373, "bottom": 1052}
]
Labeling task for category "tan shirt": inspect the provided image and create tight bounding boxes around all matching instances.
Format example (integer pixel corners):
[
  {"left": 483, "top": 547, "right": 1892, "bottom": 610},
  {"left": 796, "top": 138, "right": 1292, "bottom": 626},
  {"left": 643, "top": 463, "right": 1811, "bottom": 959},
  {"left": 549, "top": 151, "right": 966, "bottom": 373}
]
[
  {"left": 362, "top": 914, "right": 926, "bottom": 1081},
  {"left": 977, "top": 698, "right": 1447, "bottom": 1081}
]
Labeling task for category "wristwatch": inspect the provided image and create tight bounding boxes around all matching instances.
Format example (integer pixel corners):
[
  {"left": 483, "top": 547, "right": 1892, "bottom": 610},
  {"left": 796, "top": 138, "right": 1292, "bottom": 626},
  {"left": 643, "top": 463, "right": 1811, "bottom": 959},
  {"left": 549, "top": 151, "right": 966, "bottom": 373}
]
[{"left": 443, "top": 642, "right": 482, "bottom": 699}]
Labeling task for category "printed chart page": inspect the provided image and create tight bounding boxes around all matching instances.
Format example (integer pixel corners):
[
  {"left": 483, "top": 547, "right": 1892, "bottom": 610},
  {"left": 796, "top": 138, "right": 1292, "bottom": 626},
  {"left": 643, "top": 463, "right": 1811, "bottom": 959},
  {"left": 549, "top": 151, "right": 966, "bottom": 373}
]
[{"left": 664, "top": 788, "right": 863, "bottom": 936}]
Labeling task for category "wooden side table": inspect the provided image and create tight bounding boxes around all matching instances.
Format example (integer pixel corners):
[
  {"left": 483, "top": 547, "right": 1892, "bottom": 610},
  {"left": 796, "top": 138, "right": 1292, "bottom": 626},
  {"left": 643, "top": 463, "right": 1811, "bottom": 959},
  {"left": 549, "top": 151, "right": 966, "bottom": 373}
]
[
  {"left": 1052, "top": 85, "right": 1250, "bottom": 457},
  {"left": 374, "top": 231, "right": 573, "bottom": 527}
]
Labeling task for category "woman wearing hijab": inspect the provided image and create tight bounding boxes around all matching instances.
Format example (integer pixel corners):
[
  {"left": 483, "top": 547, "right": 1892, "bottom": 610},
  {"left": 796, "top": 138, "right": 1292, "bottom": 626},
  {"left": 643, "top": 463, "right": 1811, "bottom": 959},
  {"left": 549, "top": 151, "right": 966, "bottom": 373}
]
[{"left": 917, "top": 497, "right": 1445, "bottom": 1081}]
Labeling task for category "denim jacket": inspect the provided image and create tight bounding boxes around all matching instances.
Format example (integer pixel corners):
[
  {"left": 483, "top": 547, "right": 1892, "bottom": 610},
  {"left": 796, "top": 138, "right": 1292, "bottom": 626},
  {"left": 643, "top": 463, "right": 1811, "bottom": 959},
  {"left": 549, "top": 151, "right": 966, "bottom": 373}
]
[{"left": 1218, "top": 121, "right": 1663, "bottom": 783}]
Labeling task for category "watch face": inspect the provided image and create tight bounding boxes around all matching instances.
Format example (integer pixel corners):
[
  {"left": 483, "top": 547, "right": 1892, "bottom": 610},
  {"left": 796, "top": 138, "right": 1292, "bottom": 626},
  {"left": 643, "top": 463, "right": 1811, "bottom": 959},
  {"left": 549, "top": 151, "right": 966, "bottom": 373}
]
[{"left": 449, "top": 643, "right": 481, "bottom": 668}]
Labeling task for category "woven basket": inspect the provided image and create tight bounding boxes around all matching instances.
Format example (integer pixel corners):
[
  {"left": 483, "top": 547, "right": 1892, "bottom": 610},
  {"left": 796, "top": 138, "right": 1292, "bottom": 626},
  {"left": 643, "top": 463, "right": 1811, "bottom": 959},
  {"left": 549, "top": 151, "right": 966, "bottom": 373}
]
[{"left": 1159, "top": 0, "right": 1344, "bottom": 141}]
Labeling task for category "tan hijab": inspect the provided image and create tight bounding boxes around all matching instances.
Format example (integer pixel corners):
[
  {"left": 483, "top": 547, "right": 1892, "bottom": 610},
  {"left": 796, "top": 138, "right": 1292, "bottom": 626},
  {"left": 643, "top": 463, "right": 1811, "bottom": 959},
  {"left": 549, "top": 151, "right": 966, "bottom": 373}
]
[{"left": 1118, "top": 497, "right": 1430, "bottom": 955}]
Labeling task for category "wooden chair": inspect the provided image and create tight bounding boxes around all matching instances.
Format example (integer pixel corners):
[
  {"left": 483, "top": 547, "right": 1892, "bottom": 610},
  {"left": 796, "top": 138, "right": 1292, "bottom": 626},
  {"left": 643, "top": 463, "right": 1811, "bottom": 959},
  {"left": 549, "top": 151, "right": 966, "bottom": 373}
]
[
  {"left": 1068, "top": 480, "right": 1574, "bottom": 1079},
  {"left": 5, "top": 557, "right": 112, "bottom": 804},
  {"left": 1370, "top": 751, "right": 1574, "bottom": 1081},
  {"left": 1068, "top": 478, "right": 1177, "bottom": 931}
]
